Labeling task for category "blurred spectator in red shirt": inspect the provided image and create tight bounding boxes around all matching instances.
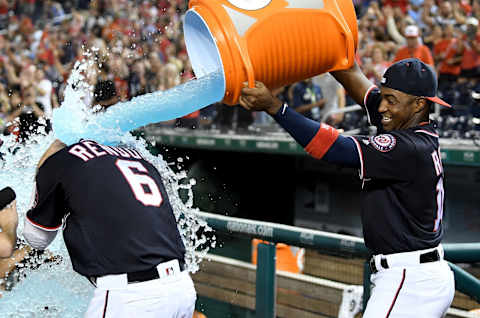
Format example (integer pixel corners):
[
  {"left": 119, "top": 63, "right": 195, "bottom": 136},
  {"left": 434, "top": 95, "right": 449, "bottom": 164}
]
[
  {"left": 393, "top": 25, "right": 434, "bottom": 65},
  {"left": 459, "top": 0, "right": 472, "bottom": 16},
  {"left": 435, "top": 24, "right": 462, "bottom": 80},
  {"left": 434, "top": 24, "right": 463, "bottom": 105},
  {"left": 0, "top": 0, "right": 9, "bottom": 29},
  {"left": 382, "top": 0, "right": 408, "bottom": 13},
  {"left": 458, "top": 17, "right": 480, "bottom": 80}
]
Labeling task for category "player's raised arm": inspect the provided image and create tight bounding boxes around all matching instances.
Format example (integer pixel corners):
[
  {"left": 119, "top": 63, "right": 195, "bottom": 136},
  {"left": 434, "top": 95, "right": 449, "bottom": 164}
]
[
  {"left": 24, "top": 140, "right": 66, "bottom": 250},
  {"left": 330, "top": 61, "right": 374, "bottom": 107},
  {"left": 239, "top": 82, "right": 360, "bottom": 167},
  {"left": 0, "top": 187, "right": 18, "bottom": 258}
]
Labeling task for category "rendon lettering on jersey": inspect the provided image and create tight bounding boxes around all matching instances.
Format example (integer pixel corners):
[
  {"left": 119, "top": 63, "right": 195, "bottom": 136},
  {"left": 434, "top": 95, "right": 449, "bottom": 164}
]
[{"left": 69, "top": 140, "right": 144, "bottom": 161}]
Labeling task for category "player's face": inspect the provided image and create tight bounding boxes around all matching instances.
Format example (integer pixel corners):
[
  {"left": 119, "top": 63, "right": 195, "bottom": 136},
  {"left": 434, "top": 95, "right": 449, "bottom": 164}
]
[{"left": 378, "top": 87, "right": 418, "bottom": 131}]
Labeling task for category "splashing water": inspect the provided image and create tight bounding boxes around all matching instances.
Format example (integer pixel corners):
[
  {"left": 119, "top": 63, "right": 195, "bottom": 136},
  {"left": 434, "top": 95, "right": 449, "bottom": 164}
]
[
  {"left": 0, "top": 59, "right": 217, "bottom": 316},
  {"left": 52, "top": 60, "right": 225, "bottom": 145}
]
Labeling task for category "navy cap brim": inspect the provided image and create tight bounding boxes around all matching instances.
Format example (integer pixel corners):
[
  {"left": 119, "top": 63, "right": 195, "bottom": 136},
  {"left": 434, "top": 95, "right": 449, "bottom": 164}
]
[{"left": 426, "top": 96, "right": 451, "bottom": 108}]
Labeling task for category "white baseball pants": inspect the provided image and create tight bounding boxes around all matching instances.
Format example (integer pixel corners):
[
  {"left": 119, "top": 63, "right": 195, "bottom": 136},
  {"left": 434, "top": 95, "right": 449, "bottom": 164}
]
[
  {"left": 84, "top": 270, "right": 196, "bottom": 318},
  {"left": 363, "top": 253, "right": 455, "bottom": 317}
]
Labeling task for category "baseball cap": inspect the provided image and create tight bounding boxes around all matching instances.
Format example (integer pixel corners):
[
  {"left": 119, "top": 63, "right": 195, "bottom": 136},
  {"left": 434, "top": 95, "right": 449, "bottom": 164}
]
[
  {"left": 381, "top": 58, "right": 451, "bottom": 107},
  {"left": 404, "top": 25, "right": 419, "bottom": 38},
  {"left": 466, "top": 17, "right": 479, "bottom": 26}
]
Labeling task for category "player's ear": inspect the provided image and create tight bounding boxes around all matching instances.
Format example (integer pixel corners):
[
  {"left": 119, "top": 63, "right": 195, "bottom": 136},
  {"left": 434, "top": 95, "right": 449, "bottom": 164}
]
[{"left": 414, "top": 97, "right": 428, "bottom": 114}]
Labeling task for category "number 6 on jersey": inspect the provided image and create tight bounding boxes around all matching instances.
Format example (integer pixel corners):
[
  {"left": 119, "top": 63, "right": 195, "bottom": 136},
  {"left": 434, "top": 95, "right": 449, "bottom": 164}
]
[{"left": 115, "top": 159, "right": 163, "bottom": 207}]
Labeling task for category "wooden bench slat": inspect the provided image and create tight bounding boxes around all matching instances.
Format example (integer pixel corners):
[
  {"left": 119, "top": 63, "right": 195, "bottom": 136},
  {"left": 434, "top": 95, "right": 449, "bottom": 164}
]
[
  {"left": 451, "top": 291, "right": 480, "bottom": 311},
  {"left": 277, "top": 276, "right": 344, "bottom": 303},
  {"left": 305, "top": 252, "right": 364, "bottom": 266},
  {"left": 195, "top": 282, "right": 256, "bottom": 310},
  {"left": 194, "top": 253, "right": 480, "bottom": 317},
  {"left": 304, "top": 251, "right": 364, "bottom": 285},
  {"left": 198, "top": 260, "right": 256, "bottom": 283},
  {"left": 304, "top": 264, "right": 363, "bottom": 285},
  {"left": 193, "top": 271, "right": 256, "bottom": 296},
  {"left": 276, "top": 303, "right": 331, "bottom": 318},
  {"left": 277, "top": 289, "right": 340, "bottom": 317}
]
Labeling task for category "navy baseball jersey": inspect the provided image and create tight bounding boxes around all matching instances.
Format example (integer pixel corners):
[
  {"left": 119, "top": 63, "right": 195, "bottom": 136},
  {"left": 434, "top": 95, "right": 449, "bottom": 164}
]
[
  {"left": 26, "top": 140, "right": 186, "bottom": 277},
  {"left": 350, "top": 87, "right": 444, "bottom": 255}
]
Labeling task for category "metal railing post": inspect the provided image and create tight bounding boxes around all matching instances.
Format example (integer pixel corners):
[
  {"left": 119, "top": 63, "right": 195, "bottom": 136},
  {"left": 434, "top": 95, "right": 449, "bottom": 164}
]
[
  {"left": 256, "top": 242, "right": 276, "bottom": 318},
  {"left": 448, "top": 262, "right": 480, "bottom": 303},
  {"left": 194, "top": 211, "right": 480, "bottom": 305}
]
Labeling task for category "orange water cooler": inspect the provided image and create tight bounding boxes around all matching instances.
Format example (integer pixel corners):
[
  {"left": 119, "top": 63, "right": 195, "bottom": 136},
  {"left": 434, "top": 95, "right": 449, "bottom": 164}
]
[{"left": 183, "top": 0, "right": 358, "bottom": 105}]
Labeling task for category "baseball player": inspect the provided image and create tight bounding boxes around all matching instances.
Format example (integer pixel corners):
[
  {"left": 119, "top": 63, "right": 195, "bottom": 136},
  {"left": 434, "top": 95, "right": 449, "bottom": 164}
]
[
  {"left": 0, "top": 188, "right": 59, "bottom": 292},
  {"left": 239, "top": 58, "right": 455, "bottom": 317},
  {"left": 19, "top": 139, "right": 196, "bottom": 317},
  {"left": 0, "top": 187, "right": 18, "bottom": 258}
]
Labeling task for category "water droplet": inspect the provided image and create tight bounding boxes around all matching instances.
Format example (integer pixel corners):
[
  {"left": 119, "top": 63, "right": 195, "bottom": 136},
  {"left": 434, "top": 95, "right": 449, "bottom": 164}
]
[{"left": 0, "top": 56, "right": 217, "bottom": 316}]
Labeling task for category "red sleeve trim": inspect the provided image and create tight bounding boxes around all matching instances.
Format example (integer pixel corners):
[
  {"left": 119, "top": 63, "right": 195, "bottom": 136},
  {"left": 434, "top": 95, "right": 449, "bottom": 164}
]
[
  {"left": 26, "top": 216, "right": 62, "bottom": 231},
  {"left": 304, "top": 123, "right": 339, "bottom": 159},
  {"left": 415, "top": 130, "right": 439, "bottom": 138}
]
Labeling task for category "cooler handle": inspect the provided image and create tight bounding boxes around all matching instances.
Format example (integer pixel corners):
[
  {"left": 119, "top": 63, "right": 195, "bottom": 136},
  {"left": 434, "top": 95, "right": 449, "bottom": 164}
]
[
  {"left": 330, "top": 0, "right": 355, "bottom": 67},
  {"left": 233, "top": 36, "right": 256, "bottom": 88}
]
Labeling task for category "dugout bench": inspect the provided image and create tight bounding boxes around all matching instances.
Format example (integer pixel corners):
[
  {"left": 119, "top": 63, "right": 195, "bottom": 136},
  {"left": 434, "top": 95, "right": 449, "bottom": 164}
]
[{"left": 191, "top": 212, "right": 480, "bottom": 318}]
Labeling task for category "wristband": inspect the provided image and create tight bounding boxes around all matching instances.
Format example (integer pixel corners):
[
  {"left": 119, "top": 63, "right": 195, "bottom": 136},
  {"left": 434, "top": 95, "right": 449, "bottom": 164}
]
[
  {"left": 0, "top": 187, "right": 16, "bottom": 210},
  {"left": 304, "top": 123, "right": 340, "bottom": 159}
]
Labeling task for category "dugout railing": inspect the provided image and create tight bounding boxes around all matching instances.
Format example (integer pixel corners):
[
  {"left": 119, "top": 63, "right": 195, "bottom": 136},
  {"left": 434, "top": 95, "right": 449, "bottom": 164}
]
[{"left": 194, "top": 211, "right": 480, "bottom": 318}]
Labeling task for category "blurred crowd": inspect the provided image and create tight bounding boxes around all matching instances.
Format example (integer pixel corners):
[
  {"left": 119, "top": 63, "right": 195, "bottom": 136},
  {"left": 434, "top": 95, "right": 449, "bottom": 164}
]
[
  {"left": 353, "top": 0, "right": 480, "bottom": 138},
  {"left": 0, "top": 0, "right": 479, "bottom": 142},
  {"left": 210, "top": 0, "right": 480, "bottom": 138},
  {"left": 0, "top": 0, "right": 195, "bottom": 142}
]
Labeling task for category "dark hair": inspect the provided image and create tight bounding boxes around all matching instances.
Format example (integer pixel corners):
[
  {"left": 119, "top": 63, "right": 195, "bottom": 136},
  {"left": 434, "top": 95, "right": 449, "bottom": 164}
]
[{"left": 8, "top": 84, "right": 21, "bottom": 95}]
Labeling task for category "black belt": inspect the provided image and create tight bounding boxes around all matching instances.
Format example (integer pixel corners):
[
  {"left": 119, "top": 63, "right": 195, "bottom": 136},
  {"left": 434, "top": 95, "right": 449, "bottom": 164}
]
[
  {"left": 369, "top": 249, "right": 440, "bottom": 274},
  {"left": 89, "top": 260, "right": 185, "bottom": 286}
]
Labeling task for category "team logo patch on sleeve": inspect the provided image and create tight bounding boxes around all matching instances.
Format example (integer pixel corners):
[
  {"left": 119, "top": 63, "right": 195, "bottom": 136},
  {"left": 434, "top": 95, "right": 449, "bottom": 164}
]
[{"left": 369, "top": 134, "right": 397, "bottom": 152}]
